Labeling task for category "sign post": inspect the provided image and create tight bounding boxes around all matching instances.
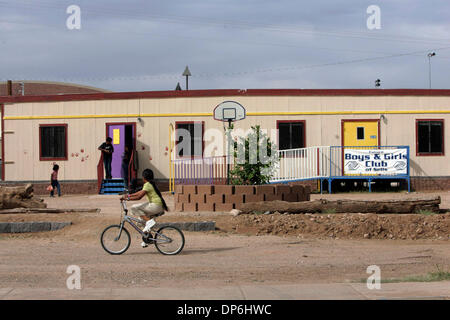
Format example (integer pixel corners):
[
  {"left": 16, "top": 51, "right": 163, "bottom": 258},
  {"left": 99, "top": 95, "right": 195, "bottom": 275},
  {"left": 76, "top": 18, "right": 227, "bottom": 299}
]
[{"left": 182, "top": 66, "right": 191, "bottom": 90}]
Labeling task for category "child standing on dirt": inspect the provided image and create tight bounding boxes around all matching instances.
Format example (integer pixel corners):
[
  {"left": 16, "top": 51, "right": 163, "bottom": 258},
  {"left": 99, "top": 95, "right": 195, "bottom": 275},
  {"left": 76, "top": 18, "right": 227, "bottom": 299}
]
[
  {"left": 120, "top": 169, "right": 168, "bottom": 248},
  {"left": 50, "top": 164, "right": 61, "bottom": 197}
]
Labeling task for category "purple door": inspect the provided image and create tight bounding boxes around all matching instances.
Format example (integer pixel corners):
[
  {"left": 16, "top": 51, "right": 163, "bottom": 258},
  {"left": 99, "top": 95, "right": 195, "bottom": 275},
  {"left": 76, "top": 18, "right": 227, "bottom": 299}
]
[{"left": 107, "top": 124, "right": 125, "bottom": 179}]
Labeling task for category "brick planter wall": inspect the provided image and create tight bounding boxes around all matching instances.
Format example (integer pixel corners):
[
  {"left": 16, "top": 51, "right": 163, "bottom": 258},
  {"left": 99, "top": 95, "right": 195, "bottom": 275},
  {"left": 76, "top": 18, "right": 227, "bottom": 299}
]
[
  {"left": 292, "top": 177, "right": 450, "bottom": 192},
  {"left": 175, "top": 184, "right": 311, "bottom": 212},
  {"left": 410, "top": 177, "right": 450, "bottom": 191},
  {"left": 288, "top": 179, "right": 319, "bottom": 190}
]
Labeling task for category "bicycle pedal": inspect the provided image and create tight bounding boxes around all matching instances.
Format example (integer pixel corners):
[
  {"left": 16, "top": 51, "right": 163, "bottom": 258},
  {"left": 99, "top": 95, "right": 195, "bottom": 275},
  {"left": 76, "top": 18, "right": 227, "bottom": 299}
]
[{"left": 142, "top": 234, "right": 154, "bottom": 244}]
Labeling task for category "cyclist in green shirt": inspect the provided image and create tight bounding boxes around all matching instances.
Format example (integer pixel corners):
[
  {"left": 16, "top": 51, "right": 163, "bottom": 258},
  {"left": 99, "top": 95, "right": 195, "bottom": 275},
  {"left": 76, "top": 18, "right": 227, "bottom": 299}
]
[{"left": 120, "top": 169, "right": 168, "bottom": 248}]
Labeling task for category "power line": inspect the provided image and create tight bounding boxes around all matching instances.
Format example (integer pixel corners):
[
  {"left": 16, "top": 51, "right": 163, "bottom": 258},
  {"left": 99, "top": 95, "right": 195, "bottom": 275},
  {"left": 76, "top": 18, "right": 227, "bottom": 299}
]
[
  {"left": 3, "top": 46, "right": 450, "bottom": 83},
  {"left": 1, "top": 0, "right": 450, "bottom": 46},
  {"left": 0, "top": 16, "right": 448, "bottom": 63},
  {"left": 194, "top": 46, "right": 450, "bottom": 79},
  {"left": 1, "top": 1, "right": 449, "bottom": 84},
  {"left": 1, "top": 1, "right": 449, "bottom": 64}
]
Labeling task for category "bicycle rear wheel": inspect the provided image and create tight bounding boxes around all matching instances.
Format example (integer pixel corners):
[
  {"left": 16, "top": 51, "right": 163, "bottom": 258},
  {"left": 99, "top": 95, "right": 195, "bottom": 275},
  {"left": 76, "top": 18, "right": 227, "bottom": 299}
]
[
  {"left": 154, "top": 226, "right": 185, "bottom": 255},
  {"left": 101, "top": 224, "right": 131, "bottom": 255}
]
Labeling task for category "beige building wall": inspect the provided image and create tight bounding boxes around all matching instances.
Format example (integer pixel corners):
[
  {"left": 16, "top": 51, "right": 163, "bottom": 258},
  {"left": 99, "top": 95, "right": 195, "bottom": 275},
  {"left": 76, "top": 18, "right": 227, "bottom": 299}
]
[{"left": 2, "top": 94, "right": 450, "bottom": 181}]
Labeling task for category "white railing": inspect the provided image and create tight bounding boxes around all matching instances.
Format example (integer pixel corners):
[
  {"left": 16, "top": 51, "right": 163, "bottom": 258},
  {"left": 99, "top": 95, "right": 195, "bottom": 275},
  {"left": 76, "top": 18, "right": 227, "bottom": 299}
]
[
  {"left": 173, "top": 155, "right": 232, "bottom": 185},
  {"left": 271, "top": 146, "right": 331, "bottom": 183}
]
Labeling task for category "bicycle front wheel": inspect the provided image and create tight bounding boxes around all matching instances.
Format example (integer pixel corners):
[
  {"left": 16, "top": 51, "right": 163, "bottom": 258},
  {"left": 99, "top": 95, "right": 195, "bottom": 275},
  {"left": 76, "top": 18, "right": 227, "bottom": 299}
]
[
  {"left": 100, "top": 224, "right": 131, "bottom": 255},
  {"left": 154, "top": 226, "right": 185, "bottom": 255}
]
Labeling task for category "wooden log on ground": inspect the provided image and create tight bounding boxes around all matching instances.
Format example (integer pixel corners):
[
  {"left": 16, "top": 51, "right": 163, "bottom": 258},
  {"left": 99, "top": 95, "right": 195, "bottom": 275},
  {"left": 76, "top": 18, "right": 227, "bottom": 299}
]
[
  {"left": 239, "top": 196, "right": 441, "bottom": 214},
  {"left": 0, "top": 184, "right": 46, "bottom": 209}
]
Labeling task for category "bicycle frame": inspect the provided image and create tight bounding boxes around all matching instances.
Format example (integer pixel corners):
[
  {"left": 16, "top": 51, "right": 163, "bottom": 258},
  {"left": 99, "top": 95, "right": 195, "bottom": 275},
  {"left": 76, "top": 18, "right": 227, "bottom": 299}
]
[{"left": 115, "top": 200, "right": 172, "bottom": 244}]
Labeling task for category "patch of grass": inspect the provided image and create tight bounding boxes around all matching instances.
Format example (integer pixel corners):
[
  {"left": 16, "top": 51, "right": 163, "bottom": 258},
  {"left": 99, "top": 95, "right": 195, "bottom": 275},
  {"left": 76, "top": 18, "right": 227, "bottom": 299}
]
[
  {"left": 253, "top": 211, "right": 265, "bottom": 215},
  {"left": 381, "top": 271, "right": 450, "bottom": 283},
  {"left": 417, "top": 209, "right": 437, "bottom": 216},
  {"left": 322, "top": 208, "right": 336, "bottom": 214},
  {"left": 357, "top": 265, "right": 450, "bottom": 283}
]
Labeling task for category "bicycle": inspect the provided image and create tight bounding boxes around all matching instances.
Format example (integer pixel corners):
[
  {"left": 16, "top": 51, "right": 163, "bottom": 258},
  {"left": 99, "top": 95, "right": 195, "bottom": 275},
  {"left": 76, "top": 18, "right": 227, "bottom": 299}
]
[{"left": 100, "top": 197, "right": 185, "bottom": 255}]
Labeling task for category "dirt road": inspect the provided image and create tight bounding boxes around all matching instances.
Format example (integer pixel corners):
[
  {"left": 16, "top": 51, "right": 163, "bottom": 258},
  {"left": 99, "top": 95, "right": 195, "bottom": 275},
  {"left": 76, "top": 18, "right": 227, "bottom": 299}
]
[
  {"left": 0, "top": 192, "right": 449, "bottom": 293},
  {"left": 1, "top": 231, "right": 449, "bottom": 289}
]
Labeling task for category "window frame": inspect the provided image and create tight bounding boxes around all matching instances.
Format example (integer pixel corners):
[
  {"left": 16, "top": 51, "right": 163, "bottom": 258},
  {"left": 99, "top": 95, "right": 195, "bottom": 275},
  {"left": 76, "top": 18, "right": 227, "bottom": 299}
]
[
  {"left": 356, "top": 126, "right": 365, "bottom": 140},
  {"left": 415, "top": 119, "right": 445, "bottom": 156},
  {"left": 39, "top": 124, "right": 68, "bottom": 161},
  {"left": 175, "top": 121, "right": 205, "bottom": 159},
  {"left": 276, "top": 120, "right": 306, "bottom": 151}
]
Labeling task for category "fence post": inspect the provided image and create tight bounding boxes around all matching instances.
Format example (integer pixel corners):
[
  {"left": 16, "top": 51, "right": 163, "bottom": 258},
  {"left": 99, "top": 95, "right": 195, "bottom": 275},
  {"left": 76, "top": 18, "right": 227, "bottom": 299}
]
[
  {"left": 317, "top": 147, "right": 320, "bottom": 177},
  {"left": 329, "top": 146, "right": 332, "bottom": 180},
  {"left": 407, "top": 146, "right": 411, "bottom": 193}
]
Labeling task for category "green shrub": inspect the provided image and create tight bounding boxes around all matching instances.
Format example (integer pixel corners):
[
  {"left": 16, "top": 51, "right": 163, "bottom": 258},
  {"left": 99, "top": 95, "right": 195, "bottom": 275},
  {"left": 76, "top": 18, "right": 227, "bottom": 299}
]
[{"left": 229, "top": 125, "right": 279, "bottom": 185}]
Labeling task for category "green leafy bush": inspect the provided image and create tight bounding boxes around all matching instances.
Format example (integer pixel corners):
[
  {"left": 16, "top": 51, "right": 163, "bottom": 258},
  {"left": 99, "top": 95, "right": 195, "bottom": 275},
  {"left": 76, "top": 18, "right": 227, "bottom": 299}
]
[{"left": 229, "top": 125, "right": 279, "bottom": 185}]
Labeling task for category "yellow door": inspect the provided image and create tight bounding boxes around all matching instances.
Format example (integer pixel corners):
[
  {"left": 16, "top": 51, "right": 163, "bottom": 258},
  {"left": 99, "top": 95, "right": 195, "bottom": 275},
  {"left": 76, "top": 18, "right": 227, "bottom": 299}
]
[
  {"left": 343, "top": 120, "right": 379, "bottom": 147},
  {"left": 342, "top": 120, "right": 379, "bottom": 176}
]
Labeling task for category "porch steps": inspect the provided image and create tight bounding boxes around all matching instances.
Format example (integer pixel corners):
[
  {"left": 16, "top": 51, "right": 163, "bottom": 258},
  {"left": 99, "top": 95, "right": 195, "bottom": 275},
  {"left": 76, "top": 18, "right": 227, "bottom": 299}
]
[{"left": 100, "top": 178, "right": 126, "bottom": 195}]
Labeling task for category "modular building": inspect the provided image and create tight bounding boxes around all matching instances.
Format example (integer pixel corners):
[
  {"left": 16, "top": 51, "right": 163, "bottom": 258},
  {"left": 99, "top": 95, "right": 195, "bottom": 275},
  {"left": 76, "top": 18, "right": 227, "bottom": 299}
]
[{"left": 0, "top": 89, "right": 449, "bottom": 193}]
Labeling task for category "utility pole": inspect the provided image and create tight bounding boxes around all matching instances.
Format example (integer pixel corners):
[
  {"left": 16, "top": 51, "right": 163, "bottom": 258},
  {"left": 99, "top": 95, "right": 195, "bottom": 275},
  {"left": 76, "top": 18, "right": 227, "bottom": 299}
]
[
  {"left": 428, "top": 52, "right": 436, "bottom": 89},
  {"left": 182, "top": 66, "right": 191, "bottom": 90}
]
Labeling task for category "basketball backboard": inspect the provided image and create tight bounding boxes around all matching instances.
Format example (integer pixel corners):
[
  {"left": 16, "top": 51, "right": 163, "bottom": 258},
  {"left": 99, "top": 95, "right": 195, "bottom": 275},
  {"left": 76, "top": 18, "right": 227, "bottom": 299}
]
[{"left": 213, "top": 101, "right": 246, "bottom": 122}]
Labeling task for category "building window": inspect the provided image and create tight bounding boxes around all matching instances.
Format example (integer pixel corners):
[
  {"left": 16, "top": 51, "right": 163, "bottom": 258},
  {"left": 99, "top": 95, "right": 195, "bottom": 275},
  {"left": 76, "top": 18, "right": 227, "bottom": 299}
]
[
  {"left": 357, "top": 127, "right": 365, "bottom": 140},
  {"left": 176, "top": 122, "right": 204, "bottom": 157},
  {"left": 39, "top": 124, "right": 68, "bottom": 160},
  {"left": 277, "top": 121, "right": 305, "bottom": 150},
  {"left": 416, "top": 120, "right": 444, "bottom": 155}
]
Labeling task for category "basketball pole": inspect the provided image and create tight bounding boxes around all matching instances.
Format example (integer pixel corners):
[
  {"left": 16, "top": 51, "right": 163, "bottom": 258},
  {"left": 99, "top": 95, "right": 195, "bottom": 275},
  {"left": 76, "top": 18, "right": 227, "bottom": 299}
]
[
  {"left": 215, "top": 101, "right": 245, "bottom": 185},
  {"left": 226, "top": 119, "right": 232, "bottom": 185}
]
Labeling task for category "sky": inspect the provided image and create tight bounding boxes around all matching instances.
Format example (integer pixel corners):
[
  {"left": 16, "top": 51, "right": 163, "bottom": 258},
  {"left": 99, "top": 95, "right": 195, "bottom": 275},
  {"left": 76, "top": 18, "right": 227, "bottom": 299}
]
[{"left": 0, "top": 0, "right": 449, "bottom": 92}]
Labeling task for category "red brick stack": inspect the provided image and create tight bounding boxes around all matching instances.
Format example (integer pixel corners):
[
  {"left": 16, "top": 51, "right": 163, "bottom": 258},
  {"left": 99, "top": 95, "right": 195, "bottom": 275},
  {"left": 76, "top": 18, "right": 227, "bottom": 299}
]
[{"left": 174, "top": 184, "right": 311, "bottom": 212}]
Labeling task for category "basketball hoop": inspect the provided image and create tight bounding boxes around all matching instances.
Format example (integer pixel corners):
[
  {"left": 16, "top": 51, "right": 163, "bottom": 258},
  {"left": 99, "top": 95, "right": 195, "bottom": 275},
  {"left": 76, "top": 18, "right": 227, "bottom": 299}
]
[{"left": 213, "top": 101, "right": 246, "bottom": 122}]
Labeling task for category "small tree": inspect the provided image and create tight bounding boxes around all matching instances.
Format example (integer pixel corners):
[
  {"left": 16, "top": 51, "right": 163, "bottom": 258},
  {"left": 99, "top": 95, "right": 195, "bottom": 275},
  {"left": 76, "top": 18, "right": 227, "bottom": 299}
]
[{"left": 229, "top": 125, "right": 278, "bottom": 185}]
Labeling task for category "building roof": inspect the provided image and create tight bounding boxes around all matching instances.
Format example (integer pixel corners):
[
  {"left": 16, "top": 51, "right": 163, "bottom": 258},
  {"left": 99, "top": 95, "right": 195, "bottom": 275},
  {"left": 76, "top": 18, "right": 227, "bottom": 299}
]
[
  {"left": 1, "top": 88, "right": 450, "bottom": 104},
  {"left": 0, "top": 81, "right": 110, "bottom": 97}
]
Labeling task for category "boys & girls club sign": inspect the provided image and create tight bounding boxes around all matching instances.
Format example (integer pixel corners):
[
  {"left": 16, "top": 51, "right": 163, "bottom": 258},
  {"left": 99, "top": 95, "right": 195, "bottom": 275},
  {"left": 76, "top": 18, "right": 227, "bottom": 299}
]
[{"left": 344, "top": 149, "right": 408, "bottom": 175}]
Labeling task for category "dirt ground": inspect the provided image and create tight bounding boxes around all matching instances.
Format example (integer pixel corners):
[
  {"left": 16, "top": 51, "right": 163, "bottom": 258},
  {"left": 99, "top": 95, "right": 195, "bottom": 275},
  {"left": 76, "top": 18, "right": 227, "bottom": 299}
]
[
  {"left": 1, "top": 233, "right": 449, "bottom": 289},
  {"left": 0, "top": 191, "right": 449, "bottom": 289},
  {"left": 2, "top": 191, "right": 449, "bottom": 241}
]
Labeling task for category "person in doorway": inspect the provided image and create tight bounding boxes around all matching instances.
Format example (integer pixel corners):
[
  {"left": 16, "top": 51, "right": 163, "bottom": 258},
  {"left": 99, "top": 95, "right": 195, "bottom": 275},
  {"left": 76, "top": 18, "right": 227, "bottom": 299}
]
[
  {"left": 121, "top": 146, "right": 132, "bottom": 185},
  {"left": 120, "top": 169, "right": 168, "bottom": 248},
  {"left": 98, "top": 137, "right": 114, "bottom": 179},
  {"left": 50, "top": 164, "right": 61, "bottom": 197}
]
